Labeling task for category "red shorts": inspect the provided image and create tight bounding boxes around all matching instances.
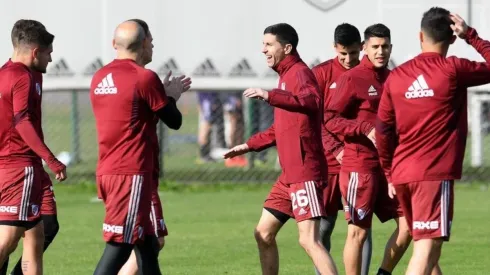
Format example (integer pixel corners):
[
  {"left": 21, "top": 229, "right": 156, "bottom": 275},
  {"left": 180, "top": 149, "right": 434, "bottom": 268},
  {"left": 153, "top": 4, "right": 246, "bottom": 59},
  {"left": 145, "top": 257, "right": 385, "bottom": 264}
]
[
  {"left": 340, "top": 171, "right": 402, "bottom": 228},
  {"left": 394, "top": 180, "right": 454, "bottom": 241},
  {"left": 264, "top": 180, "right": 325, "bottom": 222},
  {"left": 0, "top": 166, "right": 43, "bottom": 222},
  {"left": 322, "top": 174, "right": 343, "bottom": 217},
  {"left": 97, "top": 174, "right": 152, "bottom": 244},
  {"left": 40, "top": 170, "right": 56, "bottom": 215},
  {"left": 150, "top": 180, "right": 168, "bottom": 238}
]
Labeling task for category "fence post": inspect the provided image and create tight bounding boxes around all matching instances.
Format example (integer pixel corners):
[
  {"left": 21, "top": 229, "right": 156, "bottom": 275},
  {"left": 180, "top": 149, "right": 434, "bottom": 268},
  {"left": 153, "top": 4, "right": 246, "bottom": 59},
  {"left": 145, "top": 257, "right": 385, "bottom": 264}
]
[
  {"left": 245, "top": 97, "right": 256, "bottom": 169},
  {"left": 70, "top": 90, "right": 81, "bottom": 164}
]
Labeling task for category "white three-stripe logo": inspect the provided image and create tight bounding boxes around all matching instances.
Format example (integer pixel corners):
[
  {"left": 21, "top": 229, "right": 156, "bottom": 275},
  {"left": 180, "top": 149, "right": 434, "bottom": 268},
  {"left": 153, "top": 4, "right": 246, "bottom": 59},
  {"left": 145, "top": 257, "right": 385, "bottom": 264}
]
[
  {"left": 405, "top": 75, "right": 434, "bottom": 99},
  {"left": 94, "top": 73, "right": 118, "bottom": 95}
]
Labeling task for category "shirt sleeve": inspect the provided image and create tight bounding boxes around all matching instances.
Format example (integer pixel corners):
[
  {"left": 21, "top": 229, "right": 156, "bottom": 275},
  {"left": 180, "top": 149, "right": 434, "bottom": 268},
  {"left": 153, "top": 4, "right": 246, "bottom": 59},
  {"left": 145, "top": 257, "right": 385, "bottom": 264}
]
[
  {"left": 375, "top": 80, "right": 397, "bottom": 182},
  {"left": 246, "top": 125, "right": 276, "bottom": 152},
  {"left": 13, "top": 74, "right": 65, "bottom": 174},
  {"left": 452, "top": 27, "right": 490, "bottom": 87},
  {"left": 267, "top": 70, "right": 321, "bottom": 114},
  {"left": 139, "top": 70, "right": 170, "bottom": 112},
  {"left": 324, "top": 75, "right": 374, "bottom": 137}
]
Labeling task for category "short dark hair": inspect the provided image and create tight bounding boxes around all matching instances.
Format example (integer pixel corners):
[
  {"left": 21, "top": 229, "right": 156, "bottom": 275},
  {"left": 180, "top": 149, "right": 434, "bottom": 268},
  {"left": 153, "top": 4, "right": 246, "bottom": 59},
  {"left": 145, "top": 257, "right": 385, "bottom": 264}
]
[
  {"left": 364, "top": 23, "right": 391, "bottom": 41},
  {"left": 421, "top": 7, "right": 453, "bottom": 43},
  {"left": 334, "top": 23, "right": 361, "bottom": 46},
  {"left": 264, "top": 23, "right": 299, "bottom": 51},
  {"left": 128, "top": 19, "right": 149, "bottom": 37},
  {"left": 11, "top": 19, "right": 54, "bottom": 49}
]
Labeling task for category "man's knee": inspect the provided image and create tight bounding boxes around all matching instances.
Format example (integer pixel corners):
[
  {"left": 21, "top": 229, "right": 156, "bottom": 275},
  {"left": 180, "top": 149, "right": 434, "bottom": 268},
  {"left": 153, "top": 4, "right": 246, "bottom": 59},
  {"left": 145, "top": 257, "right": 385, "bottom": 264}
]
[
  {"left": 347, "top": 224, "right": 369, "bottom": 245},
  {"left": 254, "top": 227, "right": 277, "bottom": 247}
]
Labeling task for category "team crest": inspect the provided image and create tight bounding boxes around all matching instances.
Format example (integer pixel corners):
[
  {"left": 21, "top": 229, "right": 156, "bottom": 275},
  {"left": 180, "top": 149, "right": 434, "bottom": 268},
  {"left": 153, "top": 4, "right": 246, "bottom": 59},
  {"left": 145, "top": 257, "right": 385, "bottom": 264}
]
[
  {"left": 35, "top": 83, "right": 41, "bottom": 95},
  {"left": 304, "top": 0, "right": 347, "bottom": 12},
  {"left": 138, "top": 226, "right": 144, "bottom": 239},
  {"left": 31, "top": 204, "right": 39, "bottom": 216}
]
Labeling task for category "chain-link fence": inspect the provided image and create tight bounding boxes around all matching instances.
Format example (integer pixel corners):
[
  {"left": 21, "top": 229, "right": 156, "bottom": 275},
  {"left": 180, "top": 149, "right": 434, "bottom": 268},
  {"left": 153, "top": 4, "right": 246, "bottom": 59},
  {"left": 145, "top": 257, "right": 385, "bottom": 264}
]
[{"left": 42, "top": 89, "right": 490, "bottom": 183}]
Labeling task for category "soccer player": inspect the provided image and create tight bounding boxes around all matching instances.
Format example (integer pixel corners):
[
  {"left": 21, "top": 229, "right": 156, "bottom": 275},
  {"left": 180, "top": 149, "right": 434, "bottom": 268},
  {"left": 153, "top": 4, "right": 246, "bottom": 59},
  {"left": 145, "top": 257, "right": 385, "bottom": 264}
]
[
  {"left": 376, "top": 8, "right": 490, "bottom": 274},
  {"left": 0, "top": 19, "right": 67, "bottom": 275},
  {"left": 0, "top": 71, "right": 61, "bottom": 275},
  {"left": 224, "top": 23, "right": 338, "bottom": 275},
  {"left": 91, "top": 19, "right": 186, "bottom": 275},
  {"left": 312, "top": 23, "right": 375, "bottom": 275},
  {"left": 324, "top": 24, "right": 412, "bottom": 275}
]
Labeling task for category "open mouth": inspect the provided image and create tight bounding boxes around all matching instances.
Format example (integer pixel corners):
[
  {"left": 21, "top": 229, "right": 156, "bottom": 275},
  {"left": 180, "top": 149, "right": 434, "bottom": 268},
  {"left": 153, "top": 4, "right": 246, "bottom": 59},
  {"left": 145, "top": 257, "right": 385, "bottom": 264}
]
[{"left": 266, "top": 55, "right": 273, "bottom": 62}]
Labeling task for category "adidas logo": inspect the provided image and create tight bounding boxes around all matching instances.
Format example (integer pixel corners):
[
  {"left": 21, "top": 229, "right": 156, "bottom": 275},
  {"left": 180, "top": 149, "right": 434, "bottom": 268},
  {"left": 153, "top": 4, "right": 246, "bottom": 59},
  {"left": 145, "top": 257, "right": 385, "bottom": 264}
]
[
  {"left": 309, "top": 58, "right": 322, "bottom": 68},
  {"left": 329, "top": 82, "right": 336, "bottom": 89},
  {"left": 157, "top": 58, "right": 183, "bottom": 77},
  {"left": 47, "top": 58, "right": 74, "bottom": 77},
  {"left": 83, "top": 58, "right": 104, "bottom": 76},
  {"left": 94, "top": 73, "right": 117, "bottom": 95},
  {"left": 229, "top": 58, "right": 257, "bottom": 77},
  {"left": 405, "top": 75, "right": 434, "bottom": 99},
  {"left": 298, "top": 208, "right": 307, "bottom": 216},
  {"left": 368, "top": 85, "right": 377, "bottom": 96},
  {"left": 193, "top": 58, "right": 220, "bottom": 77}
]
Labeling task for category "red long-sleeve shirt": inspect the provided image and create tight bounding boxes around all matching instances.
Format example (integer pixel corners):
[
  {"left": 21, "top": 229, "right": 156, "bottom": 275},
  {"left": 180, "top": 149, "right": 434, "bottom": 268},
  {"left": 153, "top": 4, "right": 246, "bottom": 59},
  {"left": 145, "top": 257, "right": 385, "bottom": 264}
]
[
  {"left": 312, "top": 57, "right": 350, "bottom": 174},
  {"left": 376, "top": 27, "right": 490, "bottom": 184},
  {"left": 324, "top": 56, "right": 390, "bottom": 174},
  {"left": 0, "top": 60, "right": 65, "bottom": 173},
  {"left": 247, "top": 53, "right": 327, "bottom": 183}
]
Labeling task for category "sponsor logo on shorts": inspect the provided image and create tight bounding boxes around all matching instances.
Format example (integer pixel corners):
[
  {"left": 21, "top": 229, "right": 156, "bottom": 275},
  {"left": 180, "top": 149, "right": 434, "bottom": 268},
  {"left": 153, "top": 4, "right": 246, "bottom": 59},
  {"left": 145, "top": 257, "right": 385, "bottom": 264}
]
[
  {"left": 0, "top": 206, "right": 18, "bottom": 214},
  {"left": 159, "top": 219, "right": 166, "bottom": 230},
  {"left": 31, "top": 204, "right": 40, "bottom": 216},
  {"left": 298, "top": 208, "right": 307, "bottom": 216},
  {"left": 103, "top": 223, "right": 124, "bottom": 234},
  {"left": 413, "top": 221, "right": 439, "bottom": 230}
]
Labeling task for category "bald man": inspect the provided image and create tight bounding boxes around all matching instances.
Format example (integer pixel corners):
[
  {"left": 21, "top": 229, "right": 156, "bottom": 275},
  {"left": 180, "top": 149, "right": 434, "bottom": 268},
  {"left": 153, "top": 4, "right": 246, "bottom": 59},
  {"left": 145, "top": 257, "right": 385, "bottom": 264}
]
[{"left": 90, "top": 19, "right": 188, "bottom": 275}]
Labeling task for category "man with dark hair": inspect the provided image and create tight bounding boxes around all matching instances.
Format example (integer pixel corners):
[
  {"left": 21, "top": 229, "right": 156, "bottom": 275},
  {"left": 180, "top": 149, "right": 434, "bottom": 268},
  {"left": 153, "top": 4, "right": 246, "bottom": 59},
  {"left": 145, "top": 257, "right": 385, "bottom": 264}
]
[
  {"left": 376, "top": 8, "right": 490, "bottom": 274},
  {"left": 0, "top": 19, "right": 67, "bottom": 275},
  {"left": 224, "top": 23, "right": 338, "bottom": 275},
  {"left": 91, "top": 19, "right": 188, "bottom": 275},
  {"left": 312, "top": 23, "right": 376, "bottom": 275},
  {"left": 324, "top": 23, "right": 411, "bottom": 275}
]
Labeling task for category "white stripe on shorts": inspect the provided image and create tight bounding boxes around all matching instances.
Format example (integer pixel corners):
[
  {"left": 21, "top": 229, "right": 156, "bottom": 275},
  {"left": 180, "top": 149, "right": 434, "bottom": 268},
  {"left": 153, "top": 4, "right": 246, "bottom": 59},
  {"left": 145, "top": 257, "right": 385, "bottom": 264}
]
[
  {"left": 346, "top": 172, "right": 359, "bottom": 223},
  {"left": 305, "top": 181, "right": 321, "bottom": 217},
  {"left": 123, "top": 175, "right": 143, "bottom": 243},
  {"left": 19, "top": 167, "right": 34, "bottom": 221},
  {"left": 440, "top": 180, "right": 450, "bottom": 237}
]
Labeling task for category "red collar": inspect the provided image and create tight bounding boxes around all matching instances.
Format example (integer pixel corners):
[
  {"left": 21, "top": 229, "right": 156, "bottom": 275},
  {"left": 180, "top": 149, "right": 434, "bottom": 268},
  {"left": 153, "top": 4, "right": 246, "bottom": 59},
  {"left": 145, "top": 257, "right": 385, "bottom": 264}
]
[{"left": 273, "top": 52, "right": 301, "bottom": 76}]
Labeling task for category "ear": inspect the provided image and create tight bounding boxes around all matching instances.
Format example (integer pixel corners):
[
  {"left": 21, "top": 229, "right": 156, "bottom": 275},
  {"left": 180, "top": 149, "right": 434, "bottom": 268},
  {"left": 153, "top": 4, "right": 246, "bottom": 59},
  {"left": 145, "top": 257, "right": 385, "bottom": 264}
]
[
  {"left": 419, "top": 31, "right": 424, "bottom": 43},
  {"left": 450, "top": 35, "right": 456, "bottom": 45},
  {"left": 362, "top": 41, "right": 367, "bottom": 51},
  {"left": 32, "top": 47, "right": 40, "bottom": 60},
  {"left": 284, "top": 44, "right": 293, "bottom": 55},
  {"left": 112, "top": 39, "right": 117, "bottom": 50},
  {"left": 333, "top": 42, "right": 337, "bottom": 49}
]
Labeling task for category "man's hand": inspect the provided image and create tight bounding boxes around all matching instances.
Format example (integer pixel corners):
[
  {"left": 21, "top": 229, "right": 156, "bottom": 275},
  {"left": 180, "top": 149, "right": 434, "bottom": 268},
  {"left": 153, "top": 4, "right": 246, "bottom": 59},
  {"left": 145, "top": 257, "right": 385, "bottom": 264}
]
[
  {"left": 388, "top": 183, "right": 396, "bottom": 199},
  {"left": 335, "top": 150, "right": 344, "bottom": 164},
  {"left": 450, "top": 13, "right": 469, "bottom": 39},
  {"left": 243, "top": 88, "right": 269, "bottom": 101},
  {"left": 366, "top": 128, "right": 376, "bottom": 147},
  {"left": 223, "top": 143, "right": 250, "bottom": 159},
  {"left": 163, "top": 70, "right": 192, "bottom": 101},
  {"left": 55, "top": 168, "right": 67, "bottom": 182}
]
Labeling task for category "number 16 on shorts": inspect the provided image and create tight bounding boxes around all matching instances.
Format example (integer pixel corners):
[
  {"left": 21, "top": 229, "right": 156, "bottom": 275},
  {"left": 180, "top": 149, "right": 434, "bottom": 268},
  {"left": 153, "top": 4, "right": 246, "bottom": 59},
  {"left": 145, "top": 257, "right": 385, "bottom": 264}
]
[{"left": 290, "top": 181, "right": 325, "bottom": 221}]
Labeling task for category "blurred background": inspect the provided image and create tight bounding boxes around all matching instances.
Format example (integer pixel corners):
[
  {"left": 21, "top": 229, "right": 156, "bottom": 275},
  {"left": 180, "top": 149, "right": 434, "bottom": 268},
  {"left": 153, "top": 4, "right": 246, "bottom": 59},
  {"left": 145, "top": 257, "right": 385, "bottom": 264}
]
[{"left": 1, "top": 0, "right": 490, "bottom": 183}]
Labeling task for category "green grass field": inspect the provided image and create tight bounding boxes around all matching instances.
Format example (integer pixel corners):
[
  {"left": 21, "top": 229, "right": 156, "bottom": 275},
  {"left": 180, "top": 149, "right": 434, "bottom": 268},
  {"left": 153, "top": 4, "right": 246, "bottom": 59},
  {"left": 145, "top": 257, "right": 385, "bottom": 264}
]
[{"left": 5, "top": 182, "right": 490, "bottom": 274}]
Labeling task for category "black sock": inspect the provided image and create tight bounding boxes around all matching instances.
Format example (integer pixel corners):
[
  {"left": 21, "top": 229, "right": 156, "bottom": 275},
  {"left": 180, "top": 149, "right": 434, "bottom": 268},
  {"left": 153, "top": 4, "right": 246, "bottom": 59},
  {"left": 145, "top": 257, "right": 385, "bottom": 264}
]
[
  {"left": 134, "top": 235, "right": 161, "bottom": 275},
  {"left": 377, "top": 268, "right": 392, "bottom": 275},
  {"left": 10, "top": 215, "right": 60, "bottom": 275},
  {"left": 0, "top": 257, "right": 9, "bottom": 275},
  {"left": 199, "top": 144, "right": 210, "bottom": 158},
  {"left": 93, "top": 242, "right": 133, "bottom": 275}
]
